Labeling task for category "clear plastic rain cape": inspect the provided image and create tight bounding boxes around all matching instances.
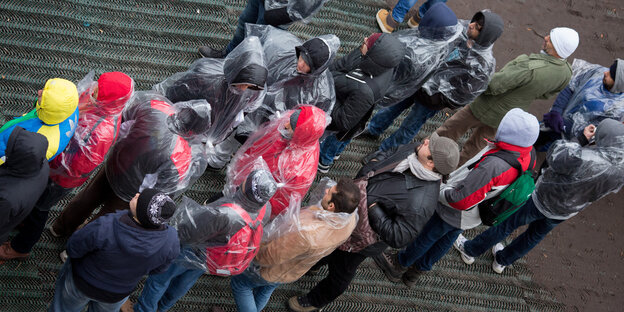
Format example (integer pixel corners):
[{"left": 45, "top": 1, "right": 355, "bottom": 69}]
[
  {"left": 153, "top": 36, "right": 267, "bottom": 148},
  {"left": 105, "top": 92, "right": 211, "bottom": 201},
  {"left": 380, "top": 22, "right": 465, "bottom": 107},
  {"left": 561, "top": 59, "right": 624, "bottom": 139},
  {"left": 420, "top": 20, "right": 496, "bottom": 108},
  {"left": 170, "top": 159, "right": 275, "bottom": 275},
  {"left": 264, "top": 0, "right": 329, "bottom": 23},
  {"left": 49, "top": 71, "right": 134, "bottom": 188},
  {"left": 226, "top": 105, "right": 328, "bottom": 217},
  {"left": 235, "top": 24, "right": 338, "bottom": 137}
]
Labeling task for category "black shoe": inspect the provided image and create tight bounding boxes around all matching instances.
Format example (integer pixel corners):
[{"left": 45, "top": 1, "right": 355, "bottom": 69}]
[
  {"left": 318, "top": 162, "right": 332, "bottom": 174},
  {"left": 360, "top": 150, "right": 381, "bottom": 165},
  {"left": 288, "top": 296, "right": 323, "bottom": 312},
  {"left": 372, "top": 249, "right": 407, "bottom": 283},
  {"left": 402, "top": 265, "right": 424, "bottom": 288},
  {"left": 198, "top": 46, "right": 227, "bottom": 58}
]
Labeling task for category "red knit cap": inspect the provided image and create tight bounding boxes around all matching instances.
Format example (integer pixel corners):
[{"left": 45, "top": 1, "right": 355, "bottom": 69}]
[
  {"left": 97, "top": 72, "right": 133, "bottom": 102},
  {"left": 366, "top": 33, "right": 383, "bottom": 50}
]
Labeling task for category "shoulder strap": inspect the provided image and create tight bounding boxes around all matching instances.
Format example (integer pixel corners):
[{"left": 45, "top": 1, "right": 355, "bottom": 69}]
[
  {"left": 221, "top": 202, "right": 265, "bottom": 228},
  {"left": 467, "top": 150, "right": 522, "bottom": 172}
]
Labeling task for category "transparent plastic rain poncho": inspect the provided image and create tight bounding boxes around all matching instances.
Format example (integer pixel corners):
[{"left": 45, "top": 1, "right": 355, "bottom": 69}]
[
  {"left": 153, "top": 36, "right": 267, "bottom": 148},
  {"left": 421, "top": 20, "right": 496, "bottom": 108},
  {"left": 235, "top": 24, "right": 338, "bottom": 137},
  {"left": 560, "top": 59, "right": 624, "bottom": 139},
  {"left": 170, "top": 159, "right": 276, "bottom": 275},
  {"left": 253, "top": 182, "right": 358, "bottom": 283},
  {"left": 380, "top": 22, "right": 465, "bottom": 107},
  {"left": 105, "top": 92, "right": 211, "bottom": 201},
  {"left": 226, "top": 105, "right": 329, "bottom": 218},
  {"left": 49, "top": 71, "right": 134, "bottom": 188},
  {"left": 264, "top": 0, "right": 329, "bottom": 23},
  {"left": 535, "top": 134, "right": 624, "bottom": 218}
]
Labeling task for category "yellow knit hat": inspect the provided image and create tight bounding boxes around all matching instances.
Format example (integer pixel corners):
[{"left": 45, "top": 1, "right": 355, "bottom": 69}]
[{"left": 37, "top": 78, "right": 79, "bottom": 125}]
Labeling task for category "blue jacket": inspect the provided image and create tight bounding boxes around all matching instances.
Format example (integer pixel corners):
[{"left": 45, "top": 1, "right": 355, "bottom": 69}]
[{"left": 67, "top": 210, "right": 180, "bottom": 295}]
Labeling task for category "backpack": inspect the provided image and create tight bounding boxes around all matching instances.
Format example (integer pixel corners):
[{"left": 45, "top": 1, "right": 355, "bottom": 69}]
[
  {"left": 469, "top": 150, "right": 535, "bottom": 226},
  {"left": 205, "top": 203, "right": 266, "bottom": 276}
]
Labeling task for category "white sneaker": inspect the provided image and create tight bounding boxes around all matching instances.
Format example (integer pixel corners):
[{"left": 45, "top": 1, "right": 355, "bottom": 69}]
[
  {"left": 59, "top": 250, "right": 68, "bottom": 263},
  {"left": 491, "top": 243, "right": 506, "bottom": 274},
  {"left": 453, "top": 234, "right": 475, "bottom": 265}
]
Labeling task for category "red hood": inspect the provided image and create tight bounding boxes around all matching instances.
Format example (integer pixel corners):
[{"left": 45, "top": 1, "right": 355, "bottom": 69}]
[
  {"left": 290, "top": 106, "right": 327, "bottom": 147},
  {"left": 82, "top": 72, "right": 134, "bottom": 116}
]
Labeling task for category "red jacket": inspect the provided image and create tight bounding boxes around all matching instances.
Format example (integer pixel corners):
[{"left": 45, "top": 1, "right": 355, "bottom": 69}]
[
  {"left": 229, "top": 105, "right": 326, "bottom": 217},
  {"left": 50, "top": 72, "right": 133, "bottom": 188}
]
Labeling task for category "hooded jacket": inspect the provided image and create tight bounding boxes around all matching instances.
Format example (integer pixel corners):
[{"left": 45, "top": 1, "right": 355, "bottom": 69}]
[
  {"left": 0, "top": 127, "right": 49, "bottom": 242},
  {"left": 534, "top": 118, "right": 624, "bottom": 220},
  {"left": 154, "top": 36, "right": 267, "bottom": 147},
  {"left": 67, "top": 210, "right": 179, "bottom": 300},
  {"left": 328, "top": 33, "right": 405, "bottom": 141},
  {"left": 228, "top": 106, "right": 327, "bottom": 217},
  {"left": 437, "top": 109, "right": 538, "bottom": 230},
  {"left": 105, "top": 92, "right": 210, "bottom": 202},
  {"left": 549, "top": 58, "right": 624, "bottom": 140},
  {"left": 50, "top": 72, "right": 134, "bottom": 188},
  {"left": 421, "top": 11, "right": 503, "bottom": 109},
  {"left": 264, "top": 0, "right": 328, "bottom": 24},
  {"left": 0, "top": 78, "right": 79, "bottom": 165}
]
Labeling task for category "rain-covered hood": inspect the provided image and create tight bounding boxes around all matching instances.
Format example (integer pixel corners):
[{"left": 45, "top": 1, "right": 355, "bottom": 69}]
[
  {"left": 360, "top": 33, "right": 405, "bottom": 77},
  {"left": 3, "top": 127, "right": 48, "bottom": 177}
]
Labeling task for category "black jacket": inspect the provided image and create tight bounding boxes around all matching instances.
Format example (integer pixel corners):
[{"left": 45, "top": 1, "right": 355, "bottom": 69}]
[
  {"left": 0, "top": 127, "right": 49, "bottom": 242},
  {"left": 327, "top": 33, "right": 405, "bottom": 141},
  {"left": 357, "top": 143, "right": 440, "bottom": 250}
]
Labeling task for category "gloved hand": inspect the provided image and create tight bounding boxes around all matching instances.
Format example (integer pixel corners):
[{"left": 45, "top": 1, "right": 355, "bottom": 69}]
[{"left": 543, "top": 111, "right": 564, "bottom": 133}]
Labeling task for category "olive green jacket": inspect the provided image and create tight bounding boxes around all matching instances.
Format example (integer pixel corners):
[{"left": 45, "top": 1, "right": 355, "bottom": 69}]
[{"left": 470, "top": 53, "right": 572, "bottom": 128}]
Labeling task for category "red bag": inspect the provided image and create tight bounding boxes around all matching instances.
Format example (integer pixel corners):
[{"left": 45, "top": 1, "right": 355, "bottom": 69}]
[{"left": 205, "top": 203, "right": 266, "bottom": 276}]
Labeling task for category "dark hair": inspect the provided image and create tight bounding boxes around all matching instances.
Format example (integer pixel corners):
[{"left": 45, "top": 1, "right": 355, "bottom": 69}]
[
  {"left": 330, "top": 179, "right": 360, "bottom": 214},
  {"left": 471, "top": 12, "right": 485, "bottom": 28}
]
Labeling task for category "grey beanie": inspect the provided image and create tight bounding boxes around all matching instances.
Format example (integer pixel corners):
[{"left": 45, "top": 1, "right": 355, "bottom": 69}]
[
  {"left": 595, "top": 118, "right": 624, "bottom": 147},
  {"left": 429, "top": 132, "right": 460, "bottom": 175},
  {"left": 495, "top": 108, "right": 539, "bottom": 147},
  {"left": 243, "top": 169, "right": 278, "bottom": 204},
  {"left": 289, "top": 109, "right": 301, "bottom": 130}
]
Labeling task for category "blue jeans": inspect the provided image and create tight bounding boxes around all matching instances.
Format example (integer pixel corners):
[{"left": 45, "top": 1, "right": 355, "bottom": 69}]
[
  {"left": 463, "top": 197, "right": 563, "bottom": 266},
  {"left": 398, "top": 211, "right": 462, "bottom": 271},
  {"left": 368, "top": 96, "right": 438, "bottom": 152},
  {"left": 135, "top": 253, "right": 204, "bottom": 312},
  {"left": 319, "top": 134, "right": 350, "bottom": 166},
  {"left": 392, "top": 0, "right": 448, "bottom": 23},
  {"left": 230, "top": 269, "right": 280, "bottom": 312},
  {"left": 48, "top": 260, "right": 127, "bottom": 312},
  {"left": 226, "top": 0, "right": 266, "bottom": 53}
]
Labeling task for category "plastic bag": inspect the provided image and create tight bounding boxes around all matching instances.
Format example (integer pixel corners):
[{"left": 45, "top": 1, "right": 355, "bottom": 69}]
[
  {"left": 226, "top": 105, "right": 328, "bottom": 218},
  {"left": 420, "top": 20, "right": 496, "bottom": 107},
  {"left": 561, "top": 59, "right": 624, "bottom": 139},
  {"left": 264, "top": 0, "right": 329, "bottom": 23},
  {"left": 49, "top": 71, "right": 134, "bottom": 188},
  {"left": 106, "top": 92, "right": 211, "bottom": 201},
  {"left": 380, "top": 23, "right": 465, "bottom": 107},
  {"left": 170, "top": 159, "right": 277, "bottom": 274}
]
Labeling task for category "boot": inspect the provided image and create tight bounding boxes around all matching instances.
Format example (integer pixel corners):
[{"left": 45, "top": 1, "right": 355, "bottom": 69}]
[
  {"left": 407, "top": 12, "right": 421, "bottom": 28},
  {"left": 401, "top": 264, "right": 424, "bottom": 288},
  {"left": 376, "top": 9, "right": 399, "bottom": 33}
]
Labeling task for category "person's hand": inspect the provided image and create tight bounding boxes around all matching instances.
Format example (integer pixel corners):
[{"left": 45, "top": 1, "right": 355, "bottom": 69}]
[
  {"left": 543, "top": 111, "right": 564, "bottom": 133},
  {"left": 583, "top": 124, "right": 596, "bottom": 141}
]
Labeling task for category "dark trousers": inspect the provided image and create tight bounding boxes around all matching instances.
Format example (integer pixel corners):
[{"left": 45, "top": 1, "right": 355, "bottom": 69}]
[
  {"left": 52, "top": 169, "right": 127, "bottom": 236},
  {"left": 10, "top": 179, "right": 71, "bottom": 253},
  {"left": 305, "top": 249, "right": 367, "bottom": 308}
]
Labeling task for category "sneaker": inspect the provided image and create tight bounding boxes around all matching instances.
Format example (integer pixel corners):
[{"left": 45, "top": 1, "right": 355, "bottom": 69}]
[
  {"left": 407, "top": 12, "right": 421, "bottom": 28},
  {"left": 333, "top": 155, "right": 340, "bottom": 161},
  {"left": 288, "top": 296, "right": 323, "bottom": 312},
  {"left": 372, "top": 249, "right": 407, "bottom": 283},
  {"left": 401, "top": 265, "right": 423, "bottom": 288},
  {"left": 0, "top": 242, "right": 30, "bottom": 261},
  {"left": 376, "top": 9, "right": 398, "bottom": 33},
  {"left": 59, "top": 250, "right": 68, "bottom": 263},
  {"left": 318, "top": 162, "right": 331, "bottom": 174},
  {"left": 491, "top": 243, "right": 506, "bottom": 274},
  {"left": 453, "top": 234, "right": 475, "bottom": 265},
  {"left": 198, "top": 46, "right": 227, "bottom": 58}
]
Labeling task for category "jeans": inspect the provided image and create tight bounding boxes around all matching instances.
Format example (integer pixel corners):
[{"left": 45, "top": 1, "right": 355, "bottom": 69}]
[
  {"left": 135, "top": 253, "right": 204, "bottom": 312},
  {"left": 368, "top": 96, "right": 438, "bottom": 152},
  {"left": 319, "top": 134, "right": 350, "bottom": 166},
  {"left": 230, "top": 269, "right": 280, "bottom": 312},
  {"left": 11, "top": 179, "right": 71, "bottom": 253},
  {"left": 463, "top": 197, "right": 563, "bottom": 266},
  {"left": 48, "top": 260, "right": 127, "bottom": 312},
  {"left": 392, "top": 0, "right": 448, "bottom": 23},
  {"left": 226, "top": 0, "right": 265, "bottom": 53},
  {"left": 398, "top": 211, "right": 462, "bottom": 271}
]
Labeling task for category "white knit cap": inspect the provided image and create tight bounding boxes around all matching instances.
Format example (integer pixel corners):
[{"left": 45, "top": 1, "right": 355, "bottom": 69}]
[
  {"left": 549, "top": 27, "right": 579, "bottom": 59},
  {"left": 495, "top": 108, "right": 539, "bottom": 147}
]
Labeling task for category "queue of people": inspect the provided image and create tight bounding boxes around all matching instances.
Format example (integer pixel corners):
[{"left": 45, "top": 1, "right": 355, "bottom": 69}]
[{"left": 1, "top": 1, "right": 623, "bottom": 312}]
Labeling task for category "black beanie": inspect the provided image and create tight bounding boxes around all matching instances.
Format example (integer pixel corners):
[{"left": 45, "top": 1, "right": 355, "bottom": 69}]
[
  {"left": 289, "top": 109, "right": 301, "bottom": 130},
  {"left": 295, "top": 38, "right": 330, "bottom": 73},
  {"left": 243, "top": 169, "right": 277, "bottom": 204},
  {"left": 610, "top": 60, "right": 618, "bottom": 80},
  {"left": 136, "top": 188, "right": 176, "bottom": 229}
]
